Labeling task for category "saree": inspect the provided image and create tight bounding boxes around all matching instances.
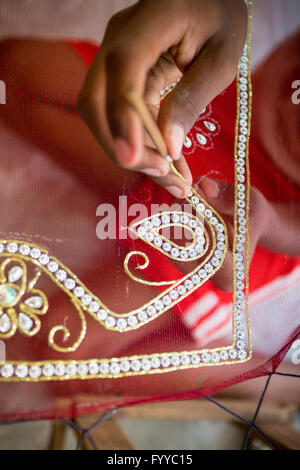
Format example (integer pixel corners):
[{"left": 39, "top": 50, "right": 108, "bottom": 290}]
[{"left": 0, "top": 1, "right": 299, "bottom": 420}]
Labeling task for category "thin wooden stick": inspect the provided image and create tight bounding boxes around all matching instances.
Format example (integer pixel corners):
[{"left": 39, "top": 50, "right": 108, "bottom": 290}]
[
  {"left": 123, "top": 85, "right": 187, "bottom": 184},
  {"left": 124, "top": 85, "right": 168, "bottom": 159}
]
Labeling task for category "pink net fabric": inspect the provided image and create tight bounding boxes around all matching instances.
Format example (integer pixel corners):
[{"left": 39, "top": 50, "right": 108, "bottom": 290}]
[{"left": 0, "top": 17, "right": 299, "bottom": 419}]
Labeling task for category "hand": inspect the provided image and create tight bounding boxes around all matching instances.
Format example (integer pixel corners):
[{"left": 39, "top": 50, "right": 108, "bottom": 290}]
[
  {"left": 77, "top": 0, "right": 248, "bottom": 198},
  {"left": 199, "top": 177, "right": 271, "bottom": 291}
]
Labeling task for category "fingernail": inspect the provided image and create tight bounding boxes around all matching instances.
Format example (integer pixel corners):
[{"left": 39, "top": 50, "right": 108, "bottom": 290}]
[
  {"left": 168, "top": 124, "right": 185, "bottom": 160},
  {"left": 143, "top": 168, "right": 162, "bottom": 177},
  {"left": 114, "top": 137, "right": 133, "bottom": 164},
  {"left": 166, "top": 185, "right": 183, "bottom": 198}
]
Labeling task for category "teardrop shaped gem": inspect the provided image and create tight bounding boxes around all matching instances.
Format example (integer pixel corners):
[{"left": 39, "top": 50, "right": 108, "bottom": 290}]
[
  {"left": 18, "top": 312, "right": 34, "bottom": 332},
  {"left": 196, "top": 133, "right": 207, "bottom": 145},
  {"left": 8, "top": 266, "right": 23, "bottom": 283},
  {"left": 0, "top": 285, "right": 18, "bottom": 306},
  {"left": 24, "top": 296, "right": 43, "bottom": 309},
  {"left": 183, "top": 136, "right": 192, "bottom": 148},
  {"left": 0, "top": 313, "right": 11, "bottom": 333},
  {"left": 204, "top": 121, "right": 216, "bottom": 132}
]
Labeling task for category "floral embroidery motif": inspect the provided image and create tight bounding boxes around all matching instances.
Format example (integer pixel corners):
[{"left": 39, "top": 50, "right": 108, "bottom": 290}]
[{"left": 0, "top": 258, "right": 48, "bottom": 338}]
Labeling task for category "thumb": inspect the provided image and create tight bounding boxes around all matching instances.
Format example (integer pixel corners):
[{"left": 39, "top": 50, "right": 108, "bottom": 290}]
[{"left": 158, "top": 40, "right": 237, "bottom": 160}]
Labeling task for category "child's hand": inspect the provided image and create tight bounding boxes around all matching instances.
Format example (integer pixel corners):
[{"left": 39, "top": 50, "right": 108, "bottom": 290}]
[{"left": 77, "top": 0, "right": 247, "bottom": 198}]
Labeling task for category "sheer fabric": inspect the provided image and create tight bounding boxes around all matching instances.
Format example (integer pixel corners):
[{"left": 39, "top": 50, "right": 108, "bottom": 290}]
[{"left": 0, "top": 3, "right": 299, "bottom": 420}]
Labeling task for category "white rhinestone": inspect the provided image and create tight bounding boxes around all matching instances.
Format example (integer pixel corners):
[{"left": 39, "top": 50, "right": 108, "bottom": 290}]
[
  {"left": 73, "top": 286, "right": 84, "bottom": 297},
  {"left": 151, "top": 357, "right": 161, "bottom": 369},
  {"left": 137, "top": 310, "right": 148, "bottom": 322},
  {"left": 210, "top": 216, "right": 218, "bottom": 225},
  {"left": 147, "top": 305, "right": 156, "bottom": 316},
  {"left": 236, "top": 340, "right": 245, "bottom": 349},
  {"left": 131, "top": 359, "right": 141, "bottom": 372},
  {"left": 192, "top": 274, "right": 200, "bottom": 285},
  {"left": 66, "top": 364, "right": 77, "bottom": 376},
  {"left": 30, "top": 248, "right": 41, "bottom": 259},
  {"left": 171, "top": 214, "right": 180, "bottom": 223},
  {"left": 15, "top": 364, "right": 28, "bottom": 378},
  {"left": 0, "top": 314, "right": 12, "bottom": 333},
  {"left": 220, "top": 350, "right": 229, "bottom": 361},
  {"left": 89, "top": 362, "right": 99, "bottom": 375},
  {"left": 64, "top": 278, "right": 76, "bottom": 290},
  {"left": 188, "top": 249, "right": 197, "bottom": 258},
  {"left": 162, "top": 295, "right": 171, "bottom": 306},
  {"left": 1, "top": 364, "right": 14, "bottom": 378},
  {"left": 128, "top": 315, "right": 138, "bottom": 326},
  {"left": 29, "top": 365, "right": 41, "bottom": 378},
  {"left": 110, "top": 363, "right": 120, "bottom": 375},
  {"left": 216, "top": 223, "right": 224, "bottom": 233},
  {"left": 217, "top": 242, "right": 225, "bottom": 251},
  {"left": 188, "top": 219, "right": 197, "bottom": 229},
  {"left": 161, "top": 214, "right": 170, "bottom": 224},
  {"left": 143, "top": 220, "right": 153, "bottom": 230},
  {"left": 202, "top": 352, "right": 211, "bottom": 363},
  {"left": 82, "top": 294, "right": 92, "bottom": 306},
  {"left": 211, "top": 257, "right": 220, "bottom": 267},
  {"left": 236, "top": 329, "right": 245, "bottom": 339},
  {"left": 191, "top": 354, "right": 201, "bottom": 365},
  {"left": 105, "top": 316, "right": 116, "bottom": 328},
  {"left": 99, "top": 362, "right": 109, "bottom": 374},
  {"left": 238, "top": 174, "right": 245, "bottom": 183},
  {"left": 154, "top": 300, "right": 164, "bottom": 311},
  {"left": 163, "top": 242, "right": 171, "bottom": 252},
  {"left": 154, "top": 237, "right": 162, "bottom": 247},
  {"left": 181, "top": 214, "right": 190, "bottom": 224},
  {"left": 171, "top": 355, "right": 181, "bottom": 367},
  {"left": 18, "top": 313, "right": 33, "bottom": 331},
  {"left": 7, "top": 243, "right": 18, "bottom": 253},
  {"left": 55, "top": 364, "right": 66, "bottom": 377},
  {"left": 195, "top": 227, "right": 204, "bottom": 236},
  {"left": 238, "top": 350, "right": 247, "bottom": 360},
  {"left": 191, "top": 196, "right": 199, "bottom": 205},
  {"left": 161, "top": 356, "right": 171, "bottom": 368},
  {"left": 88, "top": 301, "right": 100, "bottom": 314},
  {"left": 211, "top": 352, "right": 220, "bottom": 363},
  {"left": 48, "top": 261, "right": 58, "bottom": 273},
  {"left": 8, "top": 266, "right": 23, "bottom": 283},
  {"left": 184, "top": 136, "right": 192, "bottom": 148},
  {"left": 77, "top": 363, "right": 88, "bottom": 376},
  {"left": 0, "top": 244, "right": 3, "bottom": 254},
  {"left": 137, "top": 226, "right": 146, "bottom": 237},
  {"left": 170, "top": 289, "right": 179, "bottom": 300},
  {"left": 177, "top": 285, "right": 186, "bottom": 295},
  {"left": 238, "top": 225, "right": 246, "bottom": 235},
  {"left": 145, "top": 232, "right": 154, "bottom": 242},
  {"left": 39, "top": 254, "right": 49, "bottom": 265},
  {"left": 25, "top": 296, "right": 43, "bottom": 309},
  {"left": 97, "top": 309, "right": 108, "bottom": 321},
  {"left": 197, "top": 203, "right": 205, "bottom": 212},
  {"left": 180, "top": 250, "right": 188, "bottom": 260},
  {"left": 42, "top": 364, "right": 54, "bottom": 377},
  {"left": 152, "top": 217, "right": 161, "bottom": 227},
  {"left": 181, "top": 354, "right": 191, "bottom": 366},
  {"left": 229, "top": 349, "right": 238, "bottom": 359},
  {"left": 171, "top": 247, "right": 179, "bottom": 258},
  {"left": 56, "top": 269, "right": 67, "bottom": 282},
  {"left": 217, "top": 233, "right": 225, "bottom": 241},
  {"left": 120, "top": 360, "right": 131, "bottom": 372},
  {"left": 117, "top": 318, "right": 128, "bottom": 330},
  {"left": 204, "top": 120, "right": 216, "bottom": 132},
  {"left": 196, "top": 133, "right": 207, "bottom": 145},
  {"left": 236, "top": 281, "right": 244, "bottom": 290},
  {"left": 141, "top": 359, "right": 151, "bottom": 371},
  {"left": 198, "top": 269, "right": 207, "bottom": 279},
  {"left": 184, "top": 280, "right": 193, "bottom": 290},
  {"left": 204, "top": 209, "right": 212, "bottom": 218},
  {"left": 204, "top": 263, "right": 213, "bottom": 273},
  {"left": 195, "top": 244, "right": 204, "bottom": 254}
]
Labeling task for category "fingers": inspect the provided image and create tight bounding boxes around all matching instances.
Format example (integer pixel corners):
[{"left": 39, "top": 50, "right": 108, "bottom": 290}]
[
  {"left": 158, "top": 38, "right": 238, "bottom": 159},
  {"left": 149, "top": 154, "right": 193, "bottom": 198}
]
